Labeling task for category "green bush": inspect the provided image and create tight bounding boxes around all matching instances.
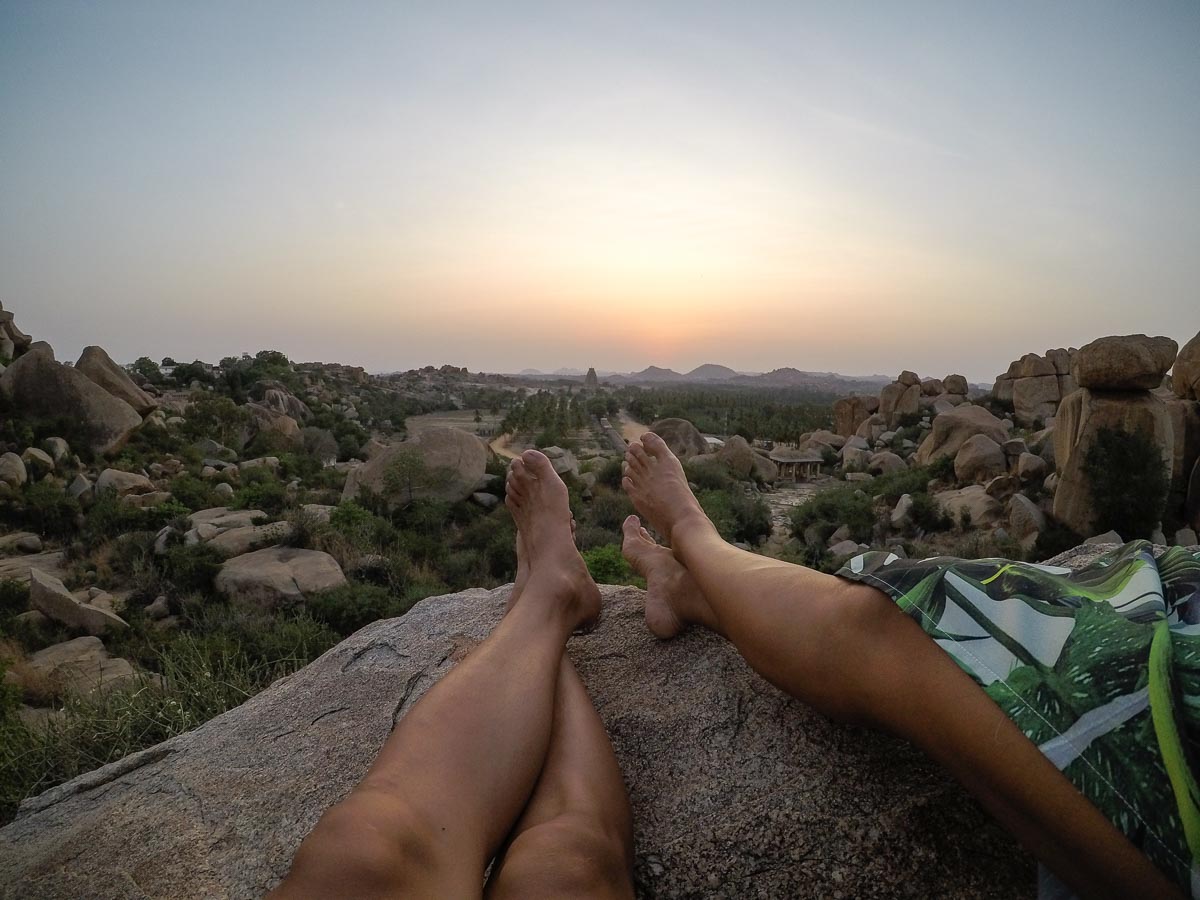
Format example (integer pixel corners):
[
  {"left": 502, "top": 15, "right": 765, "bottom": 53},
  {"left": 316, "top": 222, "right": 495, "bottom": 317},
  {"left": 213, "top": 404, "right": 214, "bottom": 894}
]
[
  {"left": 696, "top": 488, "right": 771, "bottom": 544},
  {"left": 581, "top": 544, "right": 638, "bottom": 585},
  {"left": 589, "top": 488, "right": 635, "bottom": 531},
  {"left": 685, "top": 461, "right": 733, "bottom": 491},
  {"left": 167, "top": 473, "right": 214, "bottom": 511},
  {"left": 596, "top": 456, "right": 624, "bottom": 490},
  {"left": 1083, "top": 427, "right": 1170, "bottom": 539},
  {"left": 11, "top": 482, "right": 80, "bottom": 539},
  {"left": 162, "top": 543, "right": 226, "bottom": 595},
  {"left": 232, "top": 470, "right": 286, "bottom": 514},
  {"left": 0, "top": 580, "right": 30, "bottom": 630},
  {"left": 306, "top": 583, "right": 415, "bottom": 636}
]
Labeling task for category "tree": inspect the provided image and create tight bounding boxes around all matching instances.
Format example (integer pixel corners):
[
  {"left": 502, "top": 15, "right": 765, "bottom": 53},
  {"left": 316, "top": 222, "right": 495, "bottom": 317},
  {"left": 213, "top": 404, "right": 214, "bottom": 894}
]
[
  {"left": 130, "top": 356, "right": 162, "bottom": 383},
  {"left": 382, "top": 448, "right": 452, "bottom": 508},
  {"left": 1083, "top": 427, "right": 1170, "bottom": 539}
]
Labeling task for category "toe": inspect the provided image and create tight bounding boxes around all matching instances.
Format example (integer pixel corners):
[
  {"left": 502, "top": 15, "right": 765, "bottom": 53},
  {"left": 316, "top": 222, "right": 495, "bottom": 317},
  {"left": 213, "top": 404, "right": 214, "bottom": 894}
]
[
  {"left": 642, "top": 432, "right": 671, "bottom": 459},
  {"left": 627, "top": 444, "right": 651, "bottom": 469},
  {"left": 621, "top": 475, "right": 636, "bottom": 494},
  {"left": 521, "top": 448, "right": 556, "bottom": 479}
]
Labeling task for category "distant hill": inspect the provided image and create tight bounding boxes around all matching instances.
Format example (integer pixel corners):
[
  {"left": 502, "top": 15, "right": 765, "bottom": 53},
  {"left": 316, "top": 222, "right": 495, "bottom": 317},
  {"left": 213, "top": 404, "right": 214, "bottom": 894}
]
[{"left": 685, "top": 363, "right": 740, "bottom": 381}]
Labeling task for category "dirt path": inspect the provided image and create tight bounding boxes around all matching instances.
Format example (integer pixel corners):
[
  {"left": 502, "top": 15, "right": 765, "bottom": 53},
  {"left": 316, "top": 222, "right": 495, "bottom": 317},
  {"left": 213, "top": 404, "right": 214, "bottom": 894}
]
[
  {"left": 618, "top": 412, "right": 650, "bottom": 442},
  {"left": 489, "top": 433, "right": 519, "bottom": 459}
]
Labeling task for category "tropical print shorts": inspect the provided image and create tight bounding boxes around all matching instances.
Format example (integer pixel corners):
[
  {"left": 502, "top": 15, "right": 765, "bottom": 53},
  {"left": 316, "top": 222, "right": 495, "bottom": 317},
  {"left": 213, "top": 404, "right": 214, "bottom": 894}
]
[{"left": 837, "top": 540, "right": 1200, "bottom": 898}]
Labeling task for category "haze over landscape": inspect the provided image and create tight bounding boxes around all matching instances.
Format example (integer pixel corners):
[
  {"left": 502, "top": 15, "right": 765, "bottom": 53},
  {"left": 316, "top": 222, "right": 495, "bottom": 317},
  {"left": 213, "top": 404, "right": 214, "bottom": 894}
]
[{"left": 2, "top": 1, "right": 1198, "bottom": 379}]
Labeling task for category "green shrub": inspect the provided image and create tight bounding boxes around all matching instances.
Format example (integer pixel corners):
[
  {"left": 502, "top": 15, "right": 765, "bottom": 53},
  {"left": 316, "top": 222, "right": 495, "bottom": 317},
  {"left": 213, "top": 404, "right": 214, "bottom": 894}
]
[
  {"left": 1083, "top": 427, "right": 1170, "bottom": 539},
  {"left": 589, "top": 488, "right": 635, "bottom": 531},
  {"left": 162, "top": 543, "right": 226, "bottom": 595},
  {"left": 0, "top": 580, "right": 30, "bottom": 630},
  {"left": 909, "top": 492, "right": 952, "bottom": 532},
  {"left": 791, "top": 487, "right": 874, "bottom": 545},
  {"left": 167, "top": 473, "right": 214, "bottom": 511},
  {"left": 581, "top": 544, "right": 638, "bottom": 585},
  {"left": 596, "top": 456, "right": 624, "bottom": 490},
  {"left": 1033, "top": 521, "right": 1085, "bottom": 561},
  {"left": 306, "top": 583, "right": 415, "bottom": 636},
  {"left": 232, "top": 470, "right": 286, "bottom": 514},
  {"left": 12, "top": 481, "right": 80, "bottom": 539},
  {"left": 685, "top": 461, "right": 733, "bottom": 491}
]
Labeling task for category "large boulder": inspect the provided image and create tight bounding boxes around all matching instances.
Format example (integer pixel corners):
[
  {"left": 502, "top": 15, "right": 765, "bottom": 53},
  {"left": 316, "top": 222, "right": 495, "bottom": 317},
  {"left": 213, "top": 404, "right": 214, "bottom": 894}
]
[
  {"left": 207, "top": 522, "right": 296, "bottom": 557},
  {"left": 246, "top": 403, "right": 301, "bottom": 445},
  {"left": 342, "top": 428, "right": 488, "bottom": 507},
  {"left": 1052, "top": 388, "right": 1174, "bottom": 535},
  {"left": 260, "top": 387, "right": 311, "bottom": 423},
  {"left": 879, "top": 382, "right": 920, "bottom": 427},
  {"left": 1011, "top": 375, "right": 1060, "bottom": 427},
  {"left": 832, "top": 396, "right": 871, "bottom": 438},
  {"left": 0, "top": 348, "right": 142, "bottom": 456},
  {"left": 96, "top": 468, "right": 155, "bottom": 497},
  {"left": 0, "top": 585, "right": 1033, "bottom": 898},
  {"left": 953, "top": 435, "right": 1006, "bottom": 484},
  {"left": 914, "top": 405, "right": 1008, "bottom": 466},
  {"left": 715, "top": 435, "right": 755, "bottom": 479},
  {"left": 22, "top": 636, "right": 136, "bottom": 697},
  {"left": 933, "top": 485, "right": 1003, "bottom": 527},
  {"left": 0, "top": 452, "right": 27, "bottom": 489},
  {"left": 1174, "top": 330, "right": 1200, "bottom": 401},
  {"left": 30, "top": 570, "right": 128, "bottom": 636},
  {"left": 1071, "top": 334, "right": 1178, "bottom": 391},
  {"left": 647, "top": 418, "right": 708, "bottom": 460},
  {"left": 75, "top": 346, "right": 157, "bottom": 415},
  {"left": 214, "top": 547, "right": 346, "bottom": 608},
  {"left": 943, "top": 374, "right": 968, "bottom": 395}
]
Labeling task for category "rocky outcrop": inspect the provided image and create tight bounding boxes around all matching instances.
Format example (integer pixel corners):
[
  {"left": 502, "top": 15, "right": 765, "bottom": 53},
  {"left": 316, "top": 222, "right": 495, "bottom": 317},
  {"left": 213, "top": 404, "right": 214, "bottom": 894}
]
[
  {"left": 953, "top": 434, "right": 1006, "bottom": 484},
  {"left": 1052, "top": 387, "right": 1173, "bottom": 535},
  {"left": 214, "top": 547, "right": 346, "bottom": 608},
  {"left": 0, "top": 348, "right": 142, "bottom": 456},
  {"left": 0, "top": 585, "right": 1032, "bottom": 898},
  {"left": 21, "top": 636, "right": 136, "bottom": 697},
  {"left": 992, "top": 349, "right": 1076, "bottom": 426},
  {"left": 75, "top": 346, "right": 157, "bottom": 415},
  {"left": 648, "top": 418, "right": 709, "bottom": 460},
  {"left": 933, "top": 485, "right": 1003, "bottom": 527},
  {"left": 342, "top": 427, "right": 488, "bottom": 507},
  {"left": 1072, "top": 334, "right": 1177, "bottom": 391},
  {"left": 95, "top": 468, "right": 155, "bottom": 497},
  {"left": 832, "top": 395, "right": 878, "bottom": 438},
  {"left": 914, "top": 405, "right": 1008, "bottom": 465},
  {"left": 714, "top": 435, "right": 755, "bottom": 478},
  {"left": 1174, "top": 330, "right": 1200, "bottom": 401}
]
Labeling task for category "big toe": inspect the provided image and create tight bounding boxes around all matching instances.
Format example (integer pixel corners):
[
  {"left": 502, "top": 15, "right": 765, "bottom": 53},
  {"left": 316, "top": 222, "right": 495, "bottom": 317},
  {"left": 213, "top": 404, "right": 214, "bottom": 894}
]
[
  {"left": 642, "top": 432, "right": 672, "bottom": 460},
  {"left": 521, "top": 448, "right": 557, "bottom": 479}
]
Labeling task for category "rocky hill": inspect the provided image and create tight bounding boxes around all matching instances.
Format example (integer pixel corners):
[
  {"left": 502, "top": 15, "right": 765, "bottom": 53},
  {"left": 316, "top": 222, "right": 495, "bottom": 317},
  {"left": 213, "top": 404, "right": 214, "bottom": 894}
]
[{"left": 0, "top": 583, "right": 1034, "bottom": 899}]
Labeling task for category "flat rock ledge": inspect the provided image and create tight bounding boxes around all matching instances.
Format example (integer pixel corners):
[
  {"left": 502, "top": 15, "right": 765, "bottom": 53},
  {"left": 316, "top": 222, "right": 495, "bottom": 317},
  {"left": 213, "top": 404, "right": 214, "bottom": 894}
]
[{"left": 0, "top": 584, "right": 1033, "bottom": 899}]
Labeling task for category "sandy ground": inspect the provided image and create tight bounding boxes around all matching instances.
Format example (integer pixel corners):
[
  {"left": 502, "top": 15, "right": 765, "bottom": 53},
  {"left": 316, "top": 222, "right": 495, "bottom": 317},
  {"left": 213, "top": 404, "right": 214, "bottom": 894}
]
[
  {"left": 488, "top": 433, "right": 519, "bottom": 459},
  {"left": 618, "top": 412, "right": 650, "bottom": 442},
  {"left": 404, "top": 409, "right": 505, "bottom": 437}
]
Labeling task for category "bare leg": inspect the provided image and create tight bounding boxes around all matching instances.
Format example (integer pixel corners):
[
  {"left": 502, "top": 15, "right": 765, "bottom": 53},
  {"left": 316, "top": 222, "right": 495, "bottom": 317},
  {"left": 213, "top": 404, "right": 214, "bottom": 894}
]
[
  {"left": 621, "top": 433, "right": 1181, "bottom": 900},
  {"left": 486, "top": 656, "right": 635, "bottom": 899},
  {"left": 272, "top": 449, "right": 601, "bottom": 899}
]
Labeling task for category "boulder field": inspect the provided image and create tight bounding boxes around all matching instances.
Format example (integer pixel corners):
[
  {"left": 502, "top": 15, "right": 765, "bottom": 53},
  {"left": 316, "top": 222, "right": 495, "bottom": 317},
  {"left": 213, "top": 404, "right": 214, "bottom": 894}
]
[{"left": 0, "top": 584, "right": 1035, "bottom": 898}]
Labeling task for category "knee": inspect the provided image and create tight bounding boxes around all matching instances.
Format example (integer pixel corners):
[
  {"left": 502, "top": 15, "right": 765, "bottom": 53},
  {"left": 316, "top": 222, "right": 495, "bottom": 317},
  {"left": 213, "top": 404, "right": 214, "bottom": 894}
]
[
  {"left": 497, "top": 816, "right": 632, "bottom": 896},
  {"left": 282, "top": 796, "right": 446, "bottom": 894}
]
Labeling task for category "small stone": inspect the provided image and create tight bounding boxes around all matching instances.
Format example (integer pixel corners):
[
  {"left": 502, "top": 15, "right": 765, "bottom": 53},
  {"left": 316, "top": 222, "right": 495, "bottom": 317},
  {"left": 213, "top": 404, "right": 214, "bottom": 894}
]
[{"left": 1085, "top": 529, "right": 1124, "bottom": 545}]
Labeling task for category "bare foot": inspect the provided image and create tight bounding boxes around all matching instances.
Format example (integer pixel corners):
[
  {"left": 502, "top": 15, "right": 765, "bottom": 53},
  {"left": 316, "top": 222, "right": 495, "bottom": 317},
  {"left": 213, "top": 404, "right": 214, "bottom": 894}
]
[
  {"left": 508, "top": 518, "right": 576, "bottom": 612},
  {"left": 622, "top": 432, "right": 709, "bottom": 543},
  {"left": 505, "top": 450, "right": 600, "bottom": 630},
  {"left": 621, "top": 515, "right": 715, "bottom": 638}
]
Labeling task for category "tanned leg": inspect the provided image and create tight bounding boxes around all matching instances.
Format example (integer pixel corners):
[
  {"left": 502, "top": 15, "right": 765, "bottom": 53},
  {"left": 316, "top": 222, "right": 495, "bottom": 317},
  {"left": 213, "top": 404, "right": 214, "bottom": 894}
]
[
  {"left": 620, "top": 432, "right": 1181, "bottom": 900},
  {"left": 271, "top": 449, "right": 601, "bottom": 899}
]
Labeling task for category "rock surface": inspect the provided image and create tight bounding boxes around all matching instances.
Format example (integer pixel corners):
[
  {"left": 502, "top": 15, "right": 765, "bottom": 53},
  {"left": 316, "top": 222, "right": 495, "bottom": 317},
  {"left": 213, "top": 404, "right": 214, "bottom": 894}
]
[
  {"left": 1175, "top": 330, "right": 1200, "bottom": 401},
  {"left": 29, "top": 570, "right": 128, "bottom": 636},
  {"left": 214, "top": 547, "right": 346, "bottom": 608},
  {"left": 0, "top": 584, "right": 1032, "bottom": 898}
]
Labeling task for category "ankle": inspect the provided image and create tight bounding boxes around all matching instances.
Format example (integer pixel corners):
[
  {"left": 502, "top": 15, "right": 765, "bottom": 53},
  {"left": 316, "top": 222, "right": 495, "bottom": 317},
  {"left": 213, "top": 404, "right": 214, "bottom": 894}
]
[{"left": 666, "top": 507, "right": 717, "bottom": 547}]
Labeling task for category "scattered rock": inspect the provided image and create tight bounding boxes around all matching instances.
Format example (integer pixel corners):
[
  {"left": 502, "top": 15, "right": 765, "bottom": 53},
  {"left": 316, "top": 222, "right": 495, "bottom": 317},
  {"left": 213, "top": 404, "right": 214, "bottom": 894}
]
[
  {"left": 914, "top": 405, "right": 1008, "bottom": 466},
  {"left": 715, "top": 435, "right": 756, "bottom": 478},
  {"left": 41, "top": 437, "right": 70, "bottom": 464},
  {"left": 214, "top": 547, "right": 346, "bottom": 609},
  {"left": 984, "top": 475, "right": 1020, "bottom": 502},
  {"left": 1072, "top": 334, "right": 1178, "bottom": 391},
  {"left": 1085, "top": 530, "right": 1124, "bottom": 545},
  {"left": 943, "top": 374, "right": 969, "bottom": 395},
  {"left": 67, "top": 474, "right": 93, "bottom": 503},
  {"left": 1007, "top": 494, "right": 1045, "bottom": 544},
  {"left": 470, "top": 492, "right": 500, "bottom": 510},
  {"left": 953, "top": 435, "right": 1006, "bottom": 484},
  {"left": 207, "top": 522, "right": 295, "bottom": 556},
  {"left": 23, "top": 636, "right": 136, "bottom": 697},
  {"left": 145, "top": 596, "right": 171, "bottom": 620},
  {"left": 541, "top": 446, "right": 580, "bottom": 477},
  {"left": 0, "top": 452, "right": 27, "bottom": 489},
  {"left": 829, "top": 539, "right": 861, "bottom": 557},
  {"left": 1016, "top": 452, "right": 1047, "bottom": 482},
  {"left": 96, "top": 468, "right": 155, "bottom": 497},
  {"left": 75, "top": 346, "right": 157, "bottom": 415},
  {"left": 189, "top": 507, "right": 266, "bottom": 531},
  {"left": 30, "top": 570, "right": 128, "bottom": 636},
  {"left": 1176, "top": 527, "right": 1198, "bottom": 547},
  {"left": 240, "top": 456, "right": 280, "bottom": 474},
  {"left": 832, "top": 396, "right": 872, "bottom": 438},
  {"left": 933, "top": 485, "right": 1003, "bottom": 527},
  {"left": 20, "top": 447, "right": 54, "bottom": 478},
  {"left": 891, "top": 494, "right": 914, "bottom": 530},
  {"left": 213, "top": 482, "right": 234, "bottom": 499},
  {"left": 868, "top": 451, "right": 906, "bottom": 475}
]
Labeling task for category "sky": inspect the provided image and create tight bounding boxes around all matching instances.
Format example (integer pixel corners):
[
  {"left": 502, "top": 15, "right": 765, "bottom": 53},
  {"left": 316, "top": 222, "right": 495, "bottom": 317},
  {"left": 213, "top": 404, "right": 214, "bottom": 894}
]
[{"left": 1, "top": 1, "right": 1198, "bottom": 382}]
